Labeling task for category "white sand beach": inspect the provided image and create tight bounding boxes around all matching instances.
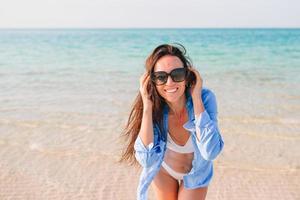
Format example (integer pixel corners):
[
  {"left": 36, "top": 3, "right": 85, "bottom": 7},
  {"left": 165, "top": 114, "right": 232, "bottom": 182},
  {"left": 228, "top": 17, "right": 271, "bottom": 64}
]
[{"left": 0, "top": 125, "right": 299, "bottom": 200}]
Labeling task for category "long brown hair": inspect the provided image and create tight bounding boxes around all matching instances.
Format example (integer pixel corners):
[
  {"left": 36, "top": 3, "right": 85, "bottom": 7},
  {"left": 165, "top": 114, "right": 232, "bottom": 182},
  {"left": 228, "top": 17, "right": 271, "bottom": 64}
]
[{"left": 120, "top": 43, "right": 196, "bottom": 165}]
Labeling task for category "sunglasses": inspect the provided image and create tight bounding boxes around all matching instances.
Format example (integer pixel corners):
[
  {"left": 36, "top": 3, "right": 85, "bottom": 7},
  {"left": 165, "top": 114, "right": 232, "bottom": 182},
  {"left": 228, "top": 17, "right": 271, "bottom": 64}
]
[{"left": 151, "top": 67, "right": 187, "bottom": 85}]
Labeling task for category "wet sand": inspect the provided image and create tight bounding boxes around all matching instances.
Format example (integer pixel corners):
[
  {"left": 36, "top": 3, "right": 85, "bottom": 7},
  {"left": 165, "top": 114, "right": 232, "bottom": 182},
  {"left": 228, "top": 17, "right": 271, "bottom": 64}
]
[{"left": 0, "top": 137, "right": 299, "bottom": 200}]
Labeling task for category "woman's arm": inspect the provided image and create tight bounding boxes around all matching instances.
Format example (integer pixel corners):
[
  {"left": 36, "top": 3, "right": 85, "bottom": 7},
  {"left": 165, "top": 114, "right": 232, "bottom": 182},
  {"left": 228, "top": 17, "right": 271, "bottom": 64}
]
[
  {"left": 135, "top": 107, "right": 164, "bottom": 168},
  {"left": 134, "top": 73, "right": 164, "bottom": 168},
  {"left": 192, "top": 91, "right": 205, "bottom": 116},
  {"left": 138, "top": 107, "right": 154, "bottom": 146},
  {"left": 189, "top": 68, "right": 224, "bottom": 161},
  {"left": 193, "top": 90, "right": 224, "bottom": 161}
]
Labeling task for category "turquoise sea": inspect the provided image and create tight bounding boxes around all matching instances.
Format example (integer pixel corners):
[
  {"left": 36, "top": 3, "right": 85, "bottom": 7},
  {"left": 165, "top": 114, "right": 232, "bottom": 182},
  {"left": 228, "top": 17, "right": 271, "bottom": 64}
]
[{"left": 0, "top": 29, "right": 300, "bottom": 173}]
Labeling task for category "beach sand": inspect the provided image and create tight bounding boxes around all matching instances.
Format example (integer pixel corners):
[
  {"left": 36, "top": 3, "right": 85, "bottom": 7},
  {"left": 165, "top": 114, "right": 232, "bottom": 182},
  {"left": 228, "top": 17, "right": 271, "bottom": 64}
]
[
  {"left": 0, "top": 132, "right": 299, "bottom": 200},
  {"left": 1, "top": 102, "right": 299, "bottom": 200}
]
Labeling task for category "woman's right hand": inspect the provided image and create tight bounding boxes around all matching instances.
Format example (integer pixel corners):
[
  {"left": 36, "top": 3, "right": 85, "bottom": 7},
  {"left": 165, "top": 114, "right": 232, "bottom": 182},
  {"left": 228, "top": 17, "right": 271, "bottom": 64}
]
[{"left": 139, "top": 73, "right": 153, "bottom": 110}]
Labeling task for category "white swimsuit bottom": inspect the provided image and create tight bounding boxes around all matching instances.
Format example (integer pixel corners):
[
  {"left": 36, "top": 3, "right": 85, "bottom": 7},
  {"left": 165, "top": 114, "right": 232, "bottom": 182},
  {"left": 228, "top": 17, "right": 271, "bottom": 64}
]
[
  {"left": 161, "top": 161, "right": 186, "bottom": 180},
  {"left": 161, "top": 133, "right": 194, "bottom": 181}
]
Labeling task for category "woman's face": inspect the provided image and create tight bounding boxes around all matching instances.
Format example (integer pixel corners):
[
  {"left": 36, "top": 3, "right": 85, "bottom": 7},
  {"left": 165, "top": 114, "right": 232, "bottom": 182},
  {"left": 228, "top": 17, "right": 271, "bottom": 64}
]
[{"left": 153, "top": 55, "right": 186, "bottom": 104}]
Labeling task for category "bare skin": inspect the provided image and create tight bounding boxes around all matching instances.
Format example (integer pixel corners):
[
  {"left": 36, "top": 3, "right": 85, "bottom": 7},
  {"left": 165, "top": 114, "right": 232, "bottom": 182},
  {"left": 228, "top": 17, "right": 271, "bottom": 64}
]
[
  {"left": 139, "top": 55, "right": 207, "bottom": 199},
  {"left": 152, "top": 157, "right": 208, "bottom": 200},
  {"left": 152, "top": 114, "right": 208, "bottom": 200},
  {"left": 164, "top": 112, "right": 193, "bottom": 174}
]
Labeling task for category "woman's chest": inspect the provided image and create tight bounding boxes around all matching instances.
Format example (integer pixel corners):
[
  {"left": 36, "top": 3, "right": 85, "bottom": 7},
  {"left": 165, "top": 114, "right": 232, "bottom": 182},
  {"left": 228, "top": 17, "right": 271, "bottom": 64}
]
[{"left": 168, "top": 115, "right": 190, "bottom": 146}]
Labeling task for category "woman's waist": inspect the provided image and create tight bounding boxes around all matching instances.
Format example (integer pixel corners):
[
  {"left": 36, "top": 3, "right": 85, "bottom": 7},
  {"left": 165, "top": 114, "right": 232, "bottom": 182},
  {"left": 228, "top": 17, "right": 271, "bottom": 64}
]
[{"left": 163, "top": 149, "right": 194, "bottom": 173}]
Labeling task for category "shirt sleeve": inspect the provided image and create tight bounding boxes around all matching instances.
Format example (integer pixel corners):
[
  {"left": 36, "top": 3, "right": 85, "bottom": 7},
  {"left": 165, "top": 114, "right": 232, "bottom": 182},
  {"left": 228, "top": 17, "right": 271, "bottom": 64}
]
[
  {"left": 193, "top": 90, "right": 224, "bottom": 161},
  {"left": 134, "top": 126, "right": 164, "bottom": 168}
]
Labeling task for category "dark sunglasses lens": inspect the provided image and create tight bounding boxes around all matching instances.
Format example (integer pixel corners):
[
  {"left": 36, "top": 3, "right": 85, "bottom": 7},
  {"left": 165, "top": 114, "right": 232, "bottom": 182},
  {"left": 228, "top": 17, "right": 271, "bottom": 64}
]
[
  {"left": 153, "top": 72, "right": 168, "bottom": 85},
  {"left": 171, "top": 68, "right": 186, "bottom": 82}
]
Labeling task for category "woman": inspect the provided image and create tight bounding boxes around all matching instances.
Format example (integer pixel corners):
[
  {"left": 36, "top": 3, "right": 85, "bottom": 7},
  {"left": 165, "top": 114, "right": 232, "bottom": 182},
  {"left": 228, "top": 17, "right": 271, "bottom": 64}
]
[{"left": 121, "top": 44, "right": 224, "bottom": 200}]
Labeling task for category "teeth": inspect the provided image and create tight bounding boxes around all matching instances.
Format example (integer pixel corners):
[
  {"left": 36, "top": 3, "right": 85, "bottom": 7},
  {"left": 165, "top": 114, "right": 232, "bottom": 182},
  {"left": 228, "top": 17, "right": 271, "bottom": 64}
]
[{"left": 165, "top": 88, "right": 177, "bottom": 93}]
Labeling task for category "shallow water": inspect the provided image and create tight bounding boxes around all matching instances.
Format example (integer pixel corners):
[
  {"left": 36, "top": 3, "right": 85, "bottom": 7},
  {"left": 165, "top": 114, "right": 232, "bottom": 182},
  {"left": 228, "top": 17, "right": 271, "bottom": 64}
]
[{"left": 0, "top": 29, "right": 299, "bottom": 172}]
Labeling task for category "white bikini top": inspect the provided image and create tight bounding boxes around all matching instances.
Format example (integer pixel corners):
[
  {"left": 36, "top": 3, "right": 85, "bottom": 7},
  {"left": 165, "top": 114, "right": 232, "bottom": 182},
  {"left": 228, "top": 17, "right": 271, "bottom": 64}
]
[{"left": 166, "top": 132, "right": 194, "bottom": 154}]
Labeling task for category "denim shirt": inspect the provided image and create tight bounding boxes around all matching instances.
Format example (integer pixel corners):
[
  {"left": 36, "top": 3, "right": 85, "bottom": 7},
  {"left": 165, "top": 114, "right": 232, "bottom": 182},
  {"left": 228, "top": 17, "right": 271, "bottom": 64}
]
[{"left": 134, "top": 88, "right": 224, "bottom": 200}]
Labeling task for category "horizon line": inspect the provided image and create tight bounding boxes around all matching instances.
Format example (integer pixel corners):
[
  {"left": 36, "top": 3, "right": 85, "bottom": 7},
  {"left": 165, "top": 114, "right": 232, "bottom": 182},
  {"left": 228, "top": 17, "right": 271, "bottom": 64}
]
[{"left": 0, "top": 26, "right": 300, "bottom": 30}]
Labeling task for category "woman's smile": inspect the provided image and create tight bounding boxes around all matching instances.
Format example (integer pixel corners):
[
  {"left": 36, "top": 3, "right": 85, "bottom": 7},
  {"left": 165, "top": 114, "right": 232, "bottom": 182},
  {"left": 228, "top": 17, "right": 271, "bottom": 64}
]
[{"left": 164, "top": 87, "right": 178, "bottom": 93}]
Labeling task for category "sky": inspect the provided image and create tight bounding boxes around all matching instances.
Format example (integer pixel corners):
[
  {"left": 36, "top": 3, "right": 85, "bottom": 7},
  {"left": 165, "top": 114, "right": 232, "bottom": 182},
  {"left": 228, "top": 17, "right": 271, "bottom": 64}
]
[{"left": 0, "top": 0, "right": 299, "bottom": 28}]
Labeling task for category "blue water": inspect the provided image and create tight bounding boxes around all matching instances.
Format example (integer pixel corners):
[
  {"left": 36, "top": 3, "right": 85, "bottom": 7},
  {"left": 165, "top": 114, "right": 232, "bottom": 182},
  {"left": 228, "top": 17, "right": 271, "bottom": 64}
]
[
  {"left": 0, "top": 29, "right": 299, "bottom": 169},
  {"left": 1, "top": 28, "right": 299, "bottom": 108},
  {"left": 1, "top": 29, "right": 300, "bottom": 71}
]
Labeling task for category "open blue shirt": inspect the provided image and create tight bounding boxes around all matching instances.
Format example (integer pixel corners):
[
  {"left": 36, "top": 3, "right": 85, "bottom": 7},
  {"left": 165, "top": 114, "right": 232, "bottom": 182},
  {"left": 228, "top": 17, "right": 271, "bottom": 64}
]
[{"left": 134, "top": 88, "right": 224, "bottom": 200}]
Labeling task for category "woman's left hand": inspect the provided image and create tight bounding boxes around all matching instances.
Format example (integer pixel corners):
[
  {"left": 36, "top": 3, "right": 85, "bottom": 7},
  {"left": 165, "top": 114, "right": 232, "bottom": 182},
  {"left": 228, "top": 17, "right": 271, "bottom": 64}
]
[{"left": 189, "top": 67, "right": 203, "bottom": 98}]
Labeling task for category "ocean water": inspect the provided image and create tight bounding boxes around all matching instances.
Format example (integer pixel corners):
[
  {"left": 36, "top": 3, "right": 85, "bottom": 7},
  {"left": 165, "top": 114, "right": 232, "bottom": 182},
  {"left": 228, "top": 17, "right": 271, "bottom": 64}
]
[{"left": 0, "top": 29, "right": 300, "bottom": 172}]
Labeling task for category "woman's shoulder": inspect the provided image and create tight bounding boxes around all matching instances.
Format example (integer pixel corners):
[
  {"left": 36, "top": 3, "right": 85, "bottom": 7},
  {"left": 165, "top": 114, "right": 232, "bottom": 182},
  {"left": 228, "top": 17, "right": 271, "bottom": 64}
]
[{"left": 201, "top": 87, "right": 217, "bottom": 101}]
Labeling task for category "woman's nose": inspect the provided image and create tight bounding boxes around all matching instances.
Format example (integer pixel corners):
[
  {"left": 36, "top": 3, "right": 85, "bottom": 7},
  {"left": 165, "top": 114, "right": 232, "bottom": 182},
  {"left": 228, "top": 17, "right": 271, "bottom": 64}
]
[{"left": 165, "top": 75, "right": 174, "bottom": 85}]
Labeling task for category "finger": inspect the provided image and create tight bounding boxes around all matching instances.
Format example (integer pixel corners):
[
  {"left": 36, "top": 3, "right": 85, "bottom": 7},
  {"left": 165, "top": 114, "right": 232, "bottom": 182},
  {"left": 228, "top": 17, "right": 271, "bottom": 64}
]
[
  {"left": 190, "top": 67, "right": 198, "bottom": 73},
  {"left": 140, "top": 73, "right": 151, "bottom": 94},
  {"left": 140, "top": 73, "right": 147, "bottom": 85},
  {"left": 189, "top": 67, "right": 196, "bottom": 75},
  {"left": 190, "top": 67, "right": 201, "bottom": 76},
  {"left": 142, "top": 73, "right": 150, "bottom": 86}
]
